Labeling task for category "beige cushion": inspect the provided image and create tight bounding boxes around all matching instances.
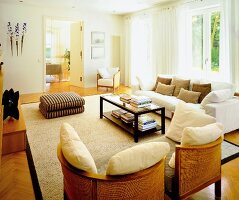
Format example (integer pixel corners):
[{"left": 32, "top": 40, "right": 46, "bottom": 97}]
[
  {"left": 171, "top": 78, "right": 190, "bottom": 96},
  {"left": 153, "top": 76, "right": 172, "bottom": 90},
  {"left": 106, "top": 142, "right": 170, "bottom": 175},
  {"left": 177, "top": 88, "right": 201, "bottom": 104},
  {"left": 168, "top": 152, "right": 175, "bottom": 168},
  {"left": 98, "top": 78, "right": 113, "bottom": 87},
  {"left": 192, "top": 83, "right": 211, "bottom": 103},
  {"left": 155, "top": 82, "right": 175, "bottom": 96},
  {"left": 60, "top": 123, "right": 97, "bottom": 173},
  {"left": 166, "top": 102, "right": 216, "bottom": 142},
  {"left": 98, "top": 68, "right": 111, "bottom": 78},
  {"left": 181, "top": 122, "right": 224, "bottom": 145}
]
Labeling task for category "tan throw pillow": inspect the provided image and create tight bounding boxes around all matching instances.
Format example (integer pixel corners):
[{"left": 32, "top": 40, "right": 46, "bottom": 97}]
[
  {"left": 153, "top": 76, "right": 172, "bottom": 90},
  {"left": 192, "top": 83, "right": 211, "bottom": 103},
  {"left": 177, "top": 88, "right": 201, "bottom": 104},
  {"left": 171, "top": 78, "right": 190, "bottom": 96},
  {"left": 155, "top": 82, "right": 175, "bottom": 96}
]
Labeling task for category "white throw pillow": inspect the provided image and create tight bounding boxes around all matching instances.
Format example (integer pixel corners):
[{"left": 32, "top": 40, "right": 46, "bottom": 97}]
[
  {"left": 181, "top": 122, "right": 224, "bottom": 145},
  {"left": 60, "top": 123, "right": 97, "bottom": 173},
  {"left": 136, "top": 76, "right": 155, "bottom": 91},
  {"left": 98, "top": 68, "right": 111, "bottom": 79},
  {"left": 201, "top": 89, "right": 233, "bottom": 108},
  {"left": 166, "top": 102, "right": 216, "bottom": 142},
  {"left": 106, "top": 142, "right": 170, "bottom": 175}
]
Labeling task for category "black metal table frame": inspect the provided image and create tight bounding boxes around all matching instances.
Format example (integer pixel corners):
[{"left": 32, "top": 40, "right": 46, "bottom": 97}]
[{"left": 100, "top": 96, "right": 165, "bottom": 142}]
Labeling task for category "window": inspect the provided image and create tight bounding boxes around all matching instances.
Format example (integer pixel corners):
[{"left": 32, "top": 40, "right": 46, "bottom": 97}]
[{"left": 189, "top": 6, "right": 223, "bottom": 81}]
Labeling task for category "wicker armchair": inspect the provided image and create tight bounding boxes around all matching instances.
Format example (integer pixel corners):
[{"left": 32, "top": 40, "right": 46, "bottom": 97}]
[
  {"left": 57, "top": 148, "right": 165, "bottom": 200},
  {"left": 97, "top": 70, "right": 120, "bottom": 92},
  {"left": 172, "top": 137, "right": 222, "bottom": 200}
]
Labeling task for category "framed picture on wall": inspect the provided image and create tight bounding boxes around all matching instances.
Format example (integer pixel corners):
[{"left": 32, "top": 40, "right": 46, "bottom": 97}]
[
  {"left": 91, "top": 32, "right": 105, "bottom": 45},
  {"left": 91, "top": 46, "right": 104, "bottom": 59}
]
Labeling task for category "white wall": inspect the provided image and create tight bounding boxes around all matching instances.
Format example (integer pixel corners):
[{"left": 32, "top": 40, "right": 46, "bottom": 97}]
[{"left": 0, "top": 2, "right": 124, "bottom": 94}]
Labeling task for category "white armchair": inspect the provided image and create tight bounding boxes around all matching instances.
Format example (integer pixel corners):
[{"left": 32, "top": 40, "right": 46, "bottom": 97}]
[{"left": 97, "top": 67, "right": 120, "bottom": 92}]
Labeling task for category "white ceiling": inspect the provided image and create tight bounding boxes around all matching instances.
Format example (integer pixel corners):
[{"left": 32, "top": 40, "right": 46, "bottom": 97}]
[{"left": 0, "top": 0, "right": 177, "bottom": 15}]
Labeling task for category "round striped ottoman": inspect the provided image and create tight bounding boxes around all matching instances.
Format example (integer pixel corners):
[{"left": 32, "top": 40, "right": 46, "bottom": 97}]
[{"left": 39, "top": 92, "right": 85, "bottom": 119}]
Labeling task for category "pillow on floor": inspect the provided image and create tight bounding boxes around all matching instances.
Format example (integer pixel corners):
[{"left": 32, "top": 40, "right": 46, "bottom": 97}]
[
  {"left": 166, "top": 102, "right": 216, "bottom": 142},
  {"left": 60, "top": 123, "right": 97, "bottom": 173},
  {"left": 106, "top": 142, "right": 170, "bottom": 175}
]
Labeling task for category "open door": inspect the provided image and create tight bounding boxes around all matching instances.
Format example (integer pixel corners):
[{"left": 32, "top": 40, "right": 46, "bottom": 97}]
[{"left": 70, "top": 22, "right": 84, "bottom": 87}]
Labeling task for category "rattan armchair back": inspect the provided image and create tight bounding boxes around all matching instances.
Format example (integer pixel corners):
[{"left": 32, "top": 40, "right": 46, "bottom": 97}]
[{"left": 57, "top": 148, "right": 165, "bottom": 200}]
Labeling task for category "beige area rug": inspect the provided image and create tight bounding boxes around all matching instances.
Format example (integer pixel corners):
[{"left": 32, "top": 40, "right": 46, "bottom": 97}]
[{"left": 22, "top": 95, "right": 171, "bottom": 200}]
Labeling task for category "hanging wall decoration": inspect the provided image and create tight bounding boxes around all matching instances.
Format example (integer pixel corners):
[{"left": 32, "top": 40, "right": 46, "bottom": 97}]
[
  {"left": 21, "top": 23, "right": 27, "bottom": 55},
  {"left": 7, "top": 22, "right": 14, "bottom": 56},
  {"left": 15, "top": 23, "right": 20, "bottom": 56},
  {"left": 7, "top": 22, "right": 27, "bottom": 56}
]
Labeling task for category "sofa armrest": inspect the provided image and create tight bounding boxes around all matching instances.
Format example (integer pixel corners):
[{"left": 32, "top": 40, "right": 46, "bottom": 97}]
[
  {"left": 204, "top": 97, "right": 239, "bottom": 133},
  {"left": 131, "top": 84, "right": 140, "bottom": 94},
  {"left": 113, "top": 71, "right": 120, "bottom": 89}
]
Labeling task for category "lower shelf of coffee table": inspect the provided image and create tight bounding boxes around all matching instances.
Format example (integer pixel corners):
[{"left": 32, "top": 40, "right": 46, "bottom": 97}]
[{"left": 103, "top": 111, "right": 162, "bottom": 135}]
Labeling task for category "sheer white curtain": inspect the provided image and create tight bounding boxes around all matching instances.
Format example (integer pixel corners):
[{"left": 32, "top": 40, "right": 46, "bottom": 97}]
[
  {"left": 130, "top": 15, "right": 153, "bottom": 85},
  {"left": 152, "top": 7, "right": 179, "bottom": 76},
  {"left": 222, "top": 0, "right": 239, "bottom": 90},
  {"left": 123, "top": 17, "right": 132, "bottom": 86}
]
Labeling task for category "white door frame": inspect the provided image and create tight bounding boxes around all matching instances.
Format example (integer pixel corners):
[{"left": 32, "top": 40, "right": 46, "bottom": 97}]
[{"left": 42, "top": 16, "right": 83, "bottom": 92}]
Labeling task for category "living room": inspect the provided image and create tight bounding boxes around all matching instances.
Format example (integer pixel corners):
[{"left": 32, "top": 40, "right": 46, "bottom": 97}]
[{"left": 0, "top": 0, "right": 239, "bottom": 199}]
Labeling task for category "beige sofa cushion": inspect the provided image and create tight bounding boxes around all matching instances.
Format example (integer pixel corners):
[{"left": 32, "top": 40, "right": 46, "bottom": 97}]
[
  {"left": 153, "top": 76, "right": 172, "bottom": 90},
  {"left": 171, "top": 78, "right": 190, "bottom": 96},
  {"left": 155, "top": 82, "right": 175, "bottom": 96},
  {"left": 106, "top": 142, "right": 170, "bottom": 175},
  {"left": 166, "top": 102, "right": 216, "bottom": 142},
  {"left": 177, "top": 88, "right": 201, "bottom": 104},
  {"left": 60, "top": 123, "right": 97, "bottom": 173}
]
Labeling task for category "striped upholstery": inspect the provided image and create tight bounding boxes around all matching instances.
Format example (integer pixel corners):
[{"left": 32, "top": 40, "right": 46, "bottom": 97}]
[
  {"left": 39, "top": 92, "right": 85, "bottom": 119},
  {"left": 40, "top": 92, "right": 85, "bottom": 112},
  {"left": 39, "top": 103, "right": 84, "bottom": 119}
]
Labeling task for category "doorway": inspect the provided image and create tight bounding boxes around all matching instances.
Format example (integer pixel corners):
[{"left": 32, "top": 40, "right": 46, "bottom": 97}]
[{"left": 45, "top": 18, "right": 72, "bottom": 84}]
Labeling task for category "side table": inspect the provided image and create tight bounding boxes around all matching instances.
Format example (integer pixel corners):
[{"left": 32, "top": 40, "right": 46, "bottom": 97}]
[{"left": 2, "top": 103, "right": 26, "bottom": 155}]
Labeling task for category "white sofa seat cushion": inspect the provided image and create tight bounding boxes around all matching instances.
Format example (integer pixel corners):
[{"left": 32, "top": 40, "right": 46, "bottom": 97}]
[
  {"left": 98, "top": 78, "right": 113, "bottom": 87},
  {"left": 166, "top": 102, "right": 216, "bottom": 142},
  {"left": 60, "top": 123, "right": 97, "bottom": 173},
  {"left": 106, "top": 142, "right": 170, "bottom": 175}
]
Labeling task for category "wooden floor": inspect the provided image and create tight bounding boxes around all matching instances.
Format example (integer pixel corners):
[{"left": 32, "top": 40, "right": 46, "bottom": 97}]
[{"left": 1, "top": 81, "right": 239, "bottom": 200}]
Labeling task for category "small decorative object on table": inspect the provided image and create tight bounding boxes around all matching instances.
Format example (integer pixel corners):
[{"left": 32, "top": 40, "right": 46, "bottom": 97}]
[{"left": 2, "top": 88, "right": 19, "bottom": 120}]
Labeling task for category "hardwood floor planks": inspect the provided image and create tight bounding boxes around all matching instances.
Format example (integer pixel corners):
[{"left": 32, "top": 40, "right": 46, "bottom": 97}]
[{"left": 1, "top": 82, "right": 239, "bottom": 200}]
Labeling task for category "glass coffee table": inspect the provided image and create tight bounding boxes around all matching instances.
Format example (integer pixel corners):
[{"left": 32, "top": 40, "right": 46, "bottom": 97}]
[{"left": 100, "top": 94, "right": 165, "bottom": 142}]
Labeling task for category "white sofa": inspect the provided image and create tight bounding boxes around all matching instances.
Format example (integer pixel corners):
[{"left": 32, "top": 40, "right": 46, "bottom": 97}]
[{"left": 132, "top": 76, "right": 239, "bottom": 134}]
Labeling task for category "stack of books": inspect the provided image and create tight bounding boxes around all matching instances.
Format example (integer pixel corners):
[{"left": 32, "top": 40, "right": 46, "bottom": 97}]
[
  {"left": 111, "top": 109, "right": 128, "bottom": 118},
  {"left": 137, "top": 115, "right": 157, "bottom": 131},
  {"left": 130, "top": 96, "right": 152, "bottom": 108},
  {"left": 119, "top": 94, "right": 132, "bottom": 104},
  {"left": 121, "top": 113, "right": 134, "bottom": 124}
]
